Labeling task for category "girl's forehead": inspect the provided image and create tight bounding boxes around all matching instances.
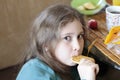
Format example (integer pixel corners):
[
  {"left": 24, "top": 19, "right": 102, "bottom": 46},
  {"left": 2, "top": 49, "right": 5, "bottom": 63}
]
[{"left": 60, "top": 20, "right": 83, "bottom": 35}]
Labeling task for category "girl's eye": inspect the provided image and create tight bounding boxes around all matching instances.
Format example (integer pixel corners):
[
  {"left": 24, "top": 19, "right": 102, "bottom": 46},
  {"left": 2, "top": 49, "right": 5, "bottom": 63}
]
[
  {"left": 78, "top": 34, "right": 84, "bottom": 39},
  {"left": 64, "top": 36, "right": 71, "bottom": 41}
]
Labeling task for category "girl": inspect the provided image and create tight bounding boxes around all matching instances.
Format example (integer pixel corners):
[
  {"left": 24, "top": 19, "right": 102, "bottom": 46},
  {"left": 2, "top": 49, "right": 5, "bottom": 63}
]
[{"left": 16, "top": 4, "right": 99, "bottom": 80}]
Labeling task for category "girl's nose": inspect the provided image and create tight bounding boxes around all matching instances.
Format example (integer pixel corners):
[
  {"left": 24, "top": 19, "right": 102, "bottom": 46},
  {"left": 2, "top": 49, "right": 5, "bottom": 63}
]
[{"left": 73, "top": 39, "right": 80, "bottom": 51}]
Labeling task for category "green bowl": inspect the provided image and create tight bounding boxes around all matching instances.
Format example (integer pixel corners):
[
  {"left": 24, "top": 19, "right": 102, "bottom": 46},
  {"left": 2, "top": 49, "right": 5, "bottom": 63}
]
[{"left": 71, "top": 0, "right": 107, "bottom": 15}]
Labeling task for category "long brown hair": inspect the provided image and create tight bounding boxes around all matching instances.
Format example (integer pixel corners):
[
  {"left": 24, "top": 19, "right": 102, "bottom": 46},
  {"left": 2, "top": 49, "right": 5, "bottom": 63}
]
[{"left": 29, "top": 4, "right": 85, "bottom": 80}]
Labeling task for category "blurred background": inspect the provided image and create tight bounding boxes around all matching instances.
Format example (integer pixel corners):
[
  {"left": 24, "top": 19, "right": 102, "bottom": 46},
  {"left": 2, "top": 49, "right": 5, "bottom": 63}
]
[
  {"left": 0, "top": 0, "right": 70, "bottom": 79},
  {"left": 0, "top": 0, "right": 70, "bottom": 69}
]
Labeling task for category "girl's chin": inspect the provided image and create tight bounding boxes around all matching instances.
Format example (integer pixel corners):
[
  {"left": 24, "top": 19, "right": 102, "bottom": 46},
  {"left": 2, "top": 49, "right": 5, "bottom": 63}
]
[{"left": 68, "top": 62, "right": 77, "bottom": 66}]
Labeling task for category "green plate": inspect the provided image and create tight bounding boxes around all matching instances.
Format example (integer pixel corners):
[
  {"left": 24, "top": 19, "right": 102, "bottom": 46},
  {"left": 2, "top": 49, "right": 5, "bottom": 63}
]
[{"left": 71, "top": 0, "right": 107, "bottom": 15}]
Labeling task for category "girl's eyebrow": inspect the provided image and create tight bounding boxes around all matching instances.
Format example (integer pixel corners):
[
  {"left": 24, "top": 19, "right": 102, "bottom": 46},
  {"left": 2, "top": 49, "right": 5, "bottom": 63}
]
[
  {"left": 61, "top": 31, "right": 84, "bottom": 37},
  {"left": 60, "top": 33, "right": 73, "bottom": 38},
  {"left": 61, "top": 33, "right": 73, "bottom": 36},
  {"left": 80, "top": 31, "right": 84, "bottom": 34},
  {"left": 61, "top": 29, "right": 84, "bottom": 36}
]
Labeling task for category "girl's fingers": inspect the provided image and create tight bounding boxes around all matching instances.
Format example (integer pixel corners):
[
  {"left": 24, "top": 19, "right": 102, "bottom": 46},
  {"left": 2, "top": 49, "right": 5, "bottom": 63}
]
[{"left": 95, "top": 64, "right": 99, "bottom": 75}]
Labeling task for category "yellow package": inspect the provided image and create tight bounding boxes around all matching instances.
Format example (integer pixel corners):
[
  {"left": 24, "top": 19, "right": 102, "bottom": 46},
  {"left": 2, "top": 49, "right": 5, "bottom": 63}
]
[
  {"left": 104, "top": 26, "right": 120, "bottom": 44},
  {"left": 104, "top": 26, "right": 120, "bottom": 54}
]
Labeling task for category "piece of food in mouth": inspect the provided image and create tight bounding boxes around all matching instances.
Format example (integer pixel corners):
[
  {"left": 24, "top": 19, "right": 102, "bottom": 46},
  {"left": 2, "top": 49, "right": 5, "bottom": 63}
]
[{"left": 72, "top": 55, "right": 95, "bottom": 64}]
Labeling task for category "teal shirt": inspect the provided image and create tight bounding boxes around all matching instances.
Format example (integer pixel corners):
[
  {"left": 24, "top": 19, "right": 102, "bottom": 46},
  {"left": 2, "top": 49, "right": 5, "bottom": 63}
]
[
  {"left": 16, "top": 58, "right": 80, "bottom": 80},
  {"left": 16, "top": 58, "right": 61, "bottom": 80}
]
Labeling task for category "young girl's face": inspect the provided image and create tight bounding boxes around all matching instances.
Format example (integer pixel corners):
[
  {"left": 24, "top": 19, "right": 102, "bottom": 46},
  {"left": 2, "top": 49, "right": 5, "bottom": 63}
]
[{"left": 54, "top": 19, "right": 84, "bottom": 66}]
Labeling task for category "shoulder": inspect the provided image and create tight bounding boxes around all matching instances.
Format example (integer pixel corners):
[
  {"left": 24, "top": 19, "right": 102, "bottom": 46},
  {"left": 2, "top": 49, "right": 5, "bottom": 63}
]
[{"left": 16, "top": 58, "right": 61, "bottom": 80}]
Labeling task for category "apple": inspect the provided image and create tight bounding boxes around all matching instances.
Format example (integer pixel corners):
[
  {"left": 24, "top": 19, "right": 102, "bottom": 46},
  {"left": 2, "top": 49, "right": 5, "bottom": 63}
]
[{"left": 88, "top": 19, "right": 98, "bottom": 30}]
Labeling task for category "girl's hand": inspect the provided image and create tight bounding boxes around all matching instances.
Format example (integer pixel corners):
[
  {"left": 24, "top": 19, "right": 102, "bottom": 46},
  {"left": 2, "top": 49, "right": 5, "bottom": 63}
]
[{"left": 77, "top": 58, "right": 99, "bottom": 80}]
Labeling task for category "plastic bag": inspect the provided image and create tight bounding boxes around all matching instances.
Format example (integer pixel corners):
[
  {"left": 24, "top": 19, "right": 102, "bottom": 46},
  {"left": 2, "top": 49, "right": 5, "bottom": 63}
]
[{"left": 107, "top": 43, "right": 120, "bottom": 54}]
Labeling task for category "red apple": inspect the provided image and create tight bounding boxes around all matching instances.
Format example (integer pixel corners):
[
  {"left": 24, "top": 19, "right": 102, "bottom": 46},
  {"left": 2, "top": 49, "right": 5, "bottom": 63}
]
[{"left": 88, "top": 19, "right": 98, "bottom": 30}]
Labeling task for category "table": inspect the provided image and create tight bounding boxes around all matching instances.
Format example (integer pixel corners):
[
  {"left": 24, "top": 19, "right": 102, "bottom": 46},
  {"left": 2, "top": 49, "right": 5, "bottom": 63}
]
[{"left": 84, "top": 4, "right": 120, "bottom": 69}]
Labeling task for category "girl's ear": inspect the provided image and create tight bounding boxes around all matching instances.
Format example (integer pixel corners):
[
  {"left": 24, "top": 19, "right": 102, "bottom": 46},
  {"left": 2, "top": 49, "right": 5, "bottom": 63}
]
[
  {"left": 45, "top": 46, "right": 49, "bottom": 52},
  {"left": 43, "top": 43, "right": 48, "bottom": 52},
  {"left": 45, "top": 46, "right": 52, "bottom": 58}
]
